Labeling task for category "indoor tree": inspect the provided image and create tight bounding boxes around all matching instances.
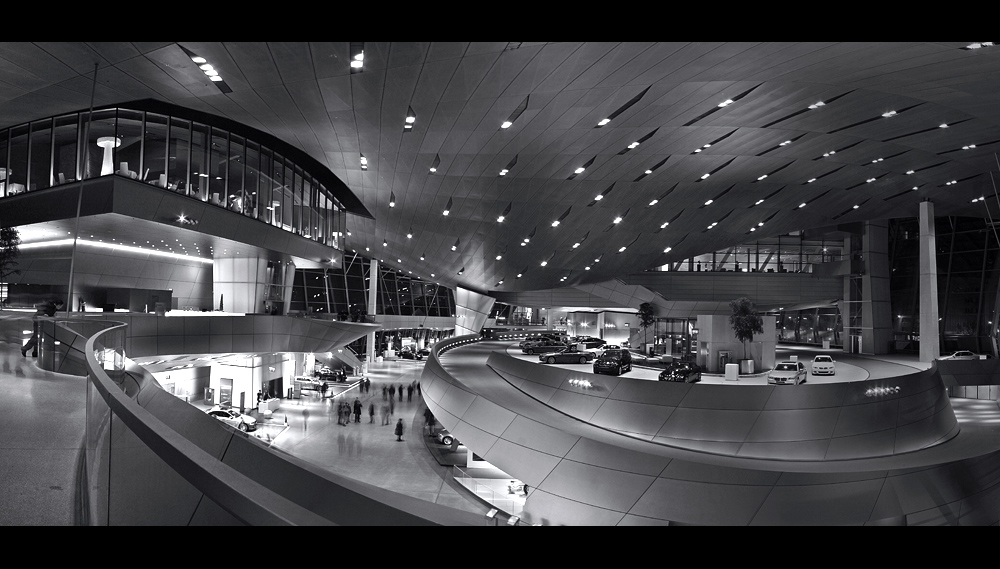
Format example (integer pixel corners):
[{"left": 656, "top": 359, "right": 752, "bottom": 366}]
[
  {"left": 729, "top": 297, "right": 763, "bottom": 361},
  {"left": 637, "top": 301, "right": 656, "bottom": 347},
  {"left": 0, "top": 227, "right": 20, "bottom": 310}
]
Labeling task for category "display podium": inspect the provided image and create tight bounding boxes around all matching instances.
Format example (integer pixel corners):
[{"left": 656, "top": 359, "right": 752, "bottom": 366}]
[{"left": 724, "top": 363, "right": 739, "bottom": 381}]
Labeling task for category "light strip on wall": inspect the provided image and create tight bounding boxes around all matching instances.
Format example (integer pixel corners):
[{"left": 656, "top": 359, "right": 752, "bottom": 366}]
[{"left": 20, "top": 238, "right": 214, "bottom": 264}]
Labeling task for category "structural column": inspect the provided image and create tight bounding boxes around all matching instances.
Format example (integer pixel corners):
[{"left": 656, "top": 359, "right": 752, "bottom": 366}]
[
  {"left": 281, "top": 261, "right": 296, "bottom": 316},
  {"left": 861, "top": 220, "right": 893, "bottom": 354},
  {"left": 919, "top": 200, "right": 940, "bottom": 362},
  {"left": 366, "top": 259, "right": 378, "bottom": 364}
]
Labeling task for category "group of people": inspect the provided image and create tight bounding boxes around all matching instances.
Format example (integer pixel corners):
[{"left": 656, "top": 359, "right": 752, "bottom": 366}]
[
  {"left": 326, "top": 377, "right": 415, "bottom": 442},
  {"left": 382, "top": 381, "right": 420, "bottom": 403}
]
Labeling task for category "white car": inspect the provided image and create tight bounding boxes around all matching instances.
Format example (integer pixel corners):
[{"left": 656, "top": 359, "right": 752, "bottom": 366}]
[
  {"left": 207, "top": 406, "right": 258, "bottom": 432},
  {"left": 941, "top": 350, "right": 982, "bottom": 360},
  {"left": 811, "top": 355, "right": 836, "bottom": 375},
  {"left": 768, "top": 361, "right": 807, "bottom": 385}
]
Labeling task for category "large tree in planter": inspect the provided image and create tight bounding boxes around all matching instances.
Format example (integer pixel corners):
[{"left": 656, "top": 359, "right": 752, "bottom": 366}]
[
  {"left": 0, "top": 227, "right": 21, "bottom": 309},
  {"left": 729, "top": 297, "right": 763, "bottom": 361},
  {"left": 637, "top": 302, "right": 656, "bottom": 343}
]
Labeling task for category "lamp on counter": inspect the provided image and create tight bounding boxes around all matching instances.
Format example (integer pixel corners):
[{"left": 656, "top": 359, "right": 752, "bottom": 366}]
[{"left": 96, "top": 136, "right": 121, "bottom": 176}]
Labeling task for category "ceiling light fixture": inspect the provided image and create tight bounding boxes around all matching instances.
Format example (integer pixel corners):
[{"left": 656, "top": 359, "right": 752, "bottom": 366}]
[
  {"left": 807, "top": 178, "right": 817, "bottom": 183},
  {"left": 939, "top": 123, "right": 948, "bottom": 128},
  {"left": 660, "top": 222, "right": 668, "bottom": 229},
  {"left": 718, "top": 99, "right": 734, "bottom": 107},
  {"left": 360, "top": 153, "right": 368, "bottom": 170},
  {"left": 701, "top": 173, "right": 710, "bottom": 180},
  {"left": 962, "top": 144, "right": 977, "bottom": 150},
  {"left": 420, "top": 253, "right": 425, "bottom": 260},
  {"left": 628, "top": 142, "right": 640, "bottom": 149},
  {"left": 808, "top": 101, "right": 826, "bottom": 109},
  {"left": 649, "top": 199, "right": 658, "bottom": 206},
  {"left": 540, "top": 261, "right": 547, "bottom": 267},
  {"left": 406, "top": 228, "right": 412, "bottom": 239},
  {"left": 882, "top": 110, "right": 897, "bottom": 118},
  {"left": 597, "top": 118, "right": 611, "bottom": 126},
  {"left": 613, "top": 216, "right": 622, "bottom": 224},
  {"left": 443, "top": 197, "right": 453, "bottom": 216},
  {"left": 704, "top": 199, "right": 714, "bottom": 206},
  {"left": 757, "top": 175, "right": 767, "bottom": 181},
  {"left": 594, "top": 194, "right": 603, "bottom": 201},
  {"left": 618, "top": 246, "right": 627, "bottom": 252},
  {"left": 663, "top": 246, "right": 672, "bottom": 253},
  {"left": 551, "top": 220, "right": 560, "bottom": 227},
  {"left": 853, "top": 204, "right": 860, "bottom": 209},
  {"left": 501, "top": 121, "right": 513, "bottom": 129},
  {"left": 779, "top": 140, "right": 792, "bottom": 146},
  {"left": 405, "top": 106, "right": 416, "bottom": 125},
  {"left": 799, "top": 202, "right": 807, "bottom": 208},
  {"left": 574, "top": 167, "right": 586, "bottom": 174},
  {"left": 350, "top": 43, "right": 364, "bottom": 72},
  {"left": 389, "top": 191, "right": 395, "bottom": 207},
  {"left": 645, "top": 169, "right": 653, "bottom": 175}
]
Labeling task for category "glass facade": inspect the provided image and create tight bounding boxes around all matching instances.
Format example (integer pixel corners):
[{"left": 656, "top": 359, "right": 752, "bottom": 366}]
[
  {"left": 287, "top": 253, "right": 456, "bottom": 318},
  {"left": 0, "top": 104, "right": 346, "bottom": 250},
  {"left": 652, "top": 233, "right": 845, "bottom": 273},
  {"left": 890, "top": 216, "right": 1000, "bottom": 355},
  {"left": 770, "top": 307, "right": 843, "bottom": 347}
]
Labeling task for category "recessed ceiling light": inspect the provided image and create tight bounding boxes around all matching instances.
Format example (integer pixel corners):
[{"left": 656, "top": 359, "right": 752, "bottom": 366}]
[
  {"left": 853, "top": 205, "right": 860, "bottom": 209},
  {"left": 939, "top": 123, "right": 948, "bottom": 128},
  {"left": 807, "top": 178, "right": 817, "bottom": 183},
  {"left": 648, "top": 199, "right": 658, "bottom": 206},
  {"left": 613, "top": 216, "right": 622, "bottom": 224},
  {"left": 572, "top": 242, "right": 580, "bottom": 248},
  {"left": 496, "top": 254, "right": 502, "bottom": 260},
  {"left": 645, "top": 169, "right": 653, "bottom": 175},
  {"left": 700, "top": 174, "right": 710, "bottom": 180},
  {"left": 906, "top": 170, "right": 915, "bottom": 174},
  {"left": 594, "top": 195, "right": 603, "bottom": 201},
  {"left": 755, "top": 199, "right": 765, "bottom": 205},
  {"left": 757, "top": 175, "right": 767, "bottom": 181},
  {"left": 808, "top": 101, "right": 825, "bottom": 109},
  {"left": 799, "top": 202, "right": 807, "bottom": 208},
  {"left": 597, "top": 118, "right": 611, "bottom": 126},
  {"left": 872, "top": 158, "right": 883, "bottom": 163},
  {"left": 516, "top": 273, "right": 522, "bottom": 278},
  {"left": 429, "top": 167, "right": 437, "bottom": 173},
  {"left": 551, "top": 221, "right": 560, "bottom": 227},
  {"left": 191, "top": 56, "right": 207, "bottom": 64},
  {"left": 574, "top": 167, "right": 586, "bottom": 174},
  {"left": 663, "top": 247, "right": 672, "bottom": 253},
  {"left": 866, "top": 178, "right": 876, "bottom": 183},
  {"left": 540, "top": 261, "right": 547, "bottom": 266},
  {"left": 718, "top": 99, "right": 734, "bottom": 107},
  {"left": 660, "top": 222, "right": 668, "bottom": 229},
  {"left": 962, "top": 144, "right": 977, "bottom": 150},
  {"left": 618, "top": 246, "right": 627, "bottom": 252},
  {"left": 584, "top": 266, "right": 590, "bottom": 270},
  {"left": 704, "top": 199, "right": 714, "bottom": 206},
  {"left": 628, "top": 142, "right": 640, "bottom": 149},
  {"left": 501, "top": 120, "right": 513, "bottom": 129},
  {"left": 779, "top": 140, "right": 791, "bottom": 146},
  {"left": 497, "top": 215, "right": 505, "bottom": 222},
  {"left": 882, "top": 110, "right": 897, "bottom": 118}
]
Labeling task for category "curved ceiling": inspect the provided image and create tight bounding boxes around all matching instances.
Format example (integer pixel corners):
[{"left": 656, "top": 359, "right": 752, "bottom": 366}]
[{"left": 2, "top": 42, "right": 1000, "bottom": 294}]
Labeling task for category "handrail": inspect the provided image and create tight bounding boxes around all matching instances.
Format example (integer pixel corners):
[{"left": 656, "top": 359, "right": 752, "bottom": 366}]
[{"left": 84, "top": 322, "right": 332, "bottom": 526}]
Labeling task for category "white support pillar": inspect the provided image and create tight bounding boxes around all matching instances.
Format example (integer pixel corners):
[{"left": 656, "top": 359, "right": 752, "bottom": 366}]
[
  {"left": 282, "top": 261, "right": 296, "bottom": 316},
  {"left": 366, "top": 259, "right": 378, "bottom": 363},
  {"left": 919, "top": 200, "right": 940, "bottom": 362}
]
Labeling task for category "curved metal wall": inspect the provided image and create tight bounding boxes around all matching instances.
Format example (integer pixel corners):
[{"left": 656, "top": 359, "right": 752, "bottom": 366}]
[
  {"left": 486, "top": 352, "right": 959, "bottom": 460},
  {"left": 421, "top": 336, "right": 1000, "bottom": 525}
]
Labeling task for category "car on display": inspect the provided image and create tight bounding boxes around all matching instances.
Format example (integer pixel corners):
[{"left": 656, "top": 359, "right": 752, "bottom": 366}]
[
  {"left": 811, "top": 355, "right": 836, "bottom": 375},
  {"left": 295, "top": 377, "right": 322, "bottom": 390},
  {"left": 539, "top": 346, "right": 597, "bottom": 364},
  {"left": 941, "top": 350, "right": 983, "bottom": 360},
  {"left": 658, "top": 361, "right": 702, "bottom": 383},
  {"left": 522, "top": 338, "right": 566, "bottom": 354},
  {"left": 628, "top": 350, "right": 657, "bottom": 365},
  {"left": 593, "top": 348, "right": 633, "bottom": 375},
  {"left": 206, "top": 406, "right": 258, "bottom": 432},
  {"left": 436, "top": 428, "right": 460, "bottom": 446},
  {"left": 417, "top": 347, "right": 431, "bottom": 357},
  {"left": 399, "top": 347, "right": 423, "bottom": 360},
  {"left": 572, "top": 336, "right": 607, "bottom": 349},
  {"left": 768, "top": 361, "right": 807, "bottom": 385},
  {"left": 318, "top": 367, "right": 347, "bottom": 382}
]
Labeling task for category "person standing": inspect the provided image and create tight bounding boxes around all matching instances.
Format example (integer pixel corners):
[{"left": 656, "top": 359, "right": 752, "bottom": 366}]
[
  {"left": 407, "top": 384, "right": 413, "bottom": 402},
  {"left": 389, "top": 384, "right": 396, "bottom": 401},
  {"left": 389, "top": 396, "right": 395, "bottom": 417},
  {"left": 416, "top": 382, "right": 421, "bottom": 398},
  {"left": 381, "top": 402, "right": 390, "bottom": 425},
  {"left": 398, "top": 384, "right": 404, "bottom": 402},
  {"left": 21, "top": 298, "right": 63, "bottom": 357},
  {"left": 394, "top": 418, "right": 404, "bottom": 442},
  {"left": 368, "top": 401, "right": 375, "bottom": 423},
  {"left": 353, "top": 397, "right": 362, "bottom": 423},
  {"left": 382, "top": 385, "right": 387, "bottom": 400}
]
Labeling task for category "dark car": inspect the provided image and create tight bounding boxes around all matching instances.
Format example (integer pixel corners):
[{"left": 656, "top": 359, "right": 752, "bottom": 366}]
[
  {"left": 658, "top": 361, "right": 702, "bottom": 383},
  {"left": 399, "top": 348, "right": 423, "bottom": 360},
  {"left": 539, "top": 346, "right": 596, "bottom": 365},
  {"left": 593, "top": 348, "right": 633, "bottom": 376},
  {"left": 318, "top": 367, "right": 347, "bottom": 382},
  {"left": 418, "top": 347, "right": 431, "bottom": 357},
  {"left": 572, "top": 336, "right": 607, "bottom": 349},
  {"left": 522, "top": 338, "right": 566, "bottom": 354}
]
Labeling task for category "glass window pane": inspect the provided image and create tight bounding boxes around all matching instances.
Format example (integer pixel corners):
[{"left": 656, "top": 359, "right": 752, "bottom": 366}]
[
  {"left": 272, "top": 154, "right": 286, "bottom": 228},
  {"left": 0, "top": 129, "right": 9, "bottom": 197},
  {"left": 8, "top": 124, "right": 29, "bottom": 193},
  {"left": 29, "top": 119, "right": 52, "bottom": 191},
  {"left": 113, "top": 109, "right": 142, "bottom": 182},
  {"left": 245, "top": 140, "right": 260, "bottom": 218},
  {"left": 209, "top": 128, "right": 227, "bottom": 205},
  {"left": 143, "top": 112, "right": 168, "bottom": 187},
  {"left": 258, "top": 146, "right": 272, "bottom": 222},
  {"left": 190, "top": 122, "right": 210, "bottom": 201},
  {"left": 168, "top": 117, "right": 191, "bottom": 195},
  {"left": 281, "top": 158, "right": 293, "bottom": 230},
  {"left": 227, "top": 134, "right": 245, "bottom": 213}
]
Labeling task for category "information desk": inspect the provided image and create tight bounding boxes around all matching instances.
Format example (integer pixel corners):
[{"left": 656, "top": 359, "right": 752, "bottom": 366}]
[{"left": 258, "top": 398, "right": 280, "bottom": 413}]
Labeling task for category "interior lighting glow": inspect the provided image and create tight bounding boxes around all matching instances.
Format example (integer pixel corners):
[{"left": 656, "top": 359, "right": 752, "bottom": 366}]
[
  {"left": 594, "top": 194, "right": 603, "bottom": 201},
  {"left": 663, "top": 247, "right": 672, "bottom": 253},
  {"left": 758, "top": 222, "right": 764, "bottom": 226},
  {"left": 963, "top": 144, "right": 977, "bottom": 150},
  {"left": 755, "top": 199, "right": 765, "bottom": 205},
  {"left": 501, "top": 121, "right": 513, "bottom": 129},
  {"left": 649, "top": 199, "right": 658, "bottom": 206},
  {"left": 807, "top": 178, "right": 816, "bottom": 183},
  {"left": 946, "top": 180, "right": 957, "bottom": 185},
  {"left": 199, "top": 64, "right": 214, "bottom": 71},
  {"left": 757, "top": 175, "right": 767, "bottom": 181},
  {"left": 443, "top": 209, "right": 450, "bottom": 216},
  {"left": 551, "top": 221, "right": 560, "bottom": 227},
  {"left": 700, "top": 173, "right": 710, "bottom": 180},
  {"left": 499, "top": 169, "right": 508, "bottom": 176},
  {"left": 597, "top": 118, "right": 611, "bottom": 126},
  {"left": 718, "top": 99, "right": 734, "bottom": 107},
  {"left": 572, "top": 242, "right": 580, "bottom": 248},
  {"left": 866, "top": 178, "right": 877, "bottom": 183},
  {"left": 584, "top": 266, "right": 590, "bottom": 270},
  {"left": 350, "top": 60, "right": 363, "bottom": 68},
  {"left": 853, "top": 204, "right": 860, "bottom": 209},
  {"left": 694, "top": 149, "right": 702, "bottom": 153},
  {"left": 799, "top": 202, "right": 807, "bottom": 208},
  {"left": 496, "top": 254, "right": 502, "bottom": 260},
  {"left": 574, "top": 167, "right": 586, "bottom": 174},
  {"left": 497, "top": 215, "right": 505, "bottom": 223},
  {"left": 704, "top": 199, "right": 714, "bottom": 205},
  {"left": 516, "top": 273, "right": 522, "bottom": 278},
  {"left": 872, "top": 158, "right": 883, "bottom": 163},
  {"left": 906, "top": 170, "right": 915, "bottom": 174},
  {"left": 209, "top": 76, "right": 224, "bottom": 82},
  {"left": 808, "top": 101, "right": 825, "bottom": 109},
  {"left": 204, "top": 69, "right": 219, "bottom": 77},
  {"left": 645, "top": 169, "right": 653, "bottom": 174},
  {"left": 20, "top": 238, "right": 213, "bottom": 264},
  {"left": 191, "top": 56, "right": 207, "bottom": 64},
  {"left": 618, "top": 246, "right": 627, "bottom": 252},
  {"left": 779, "top": 140, "right": 792, "bottom": 146},
  {"left": 429, "top": 167, "right": 437, "bottom": 173},
  {"left": 613, "top": 216, "right": 622, "bottom": 224},
  {"left": 882, "top": 110, "right": 897, "bottom": 118},
  {"left": 939, "top": 123, "right": 949, "bottom": 128},
  {"left": 540, "top": 261, "right": 547, "bottom": 266},
  {"left": 823, "top": 150, "right": 836, "bottom": 157},
  {"left": 628, "top": 142, "right": 640, "bottom": 149},
  {"left": 660, "top": 222, "right": 668, "bottom": 228}
]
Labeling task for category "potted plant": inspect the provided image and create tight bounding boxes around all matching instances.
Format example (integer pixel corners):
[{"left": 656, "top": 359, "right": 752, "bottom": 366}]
[
  {"left": 729, "top": 297, "right": 763, "bottom": 374},
  {"left": 637, "top": 302, "right": 656, "bottom": 355}
]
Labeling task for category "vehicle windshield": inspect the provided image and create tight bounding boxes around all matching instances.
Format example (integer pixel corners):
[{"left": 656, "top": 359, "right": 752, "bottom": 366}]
[
  {"left": 603, "top": 350, "right": 622, "bottom": 358},
  {"left": 775, "top": 363, "right": 796, "bottom": 371},
  {"left": 815, "top": 356, "right": 832, "bottom": 362}
]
